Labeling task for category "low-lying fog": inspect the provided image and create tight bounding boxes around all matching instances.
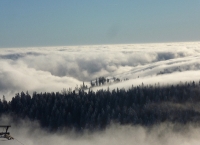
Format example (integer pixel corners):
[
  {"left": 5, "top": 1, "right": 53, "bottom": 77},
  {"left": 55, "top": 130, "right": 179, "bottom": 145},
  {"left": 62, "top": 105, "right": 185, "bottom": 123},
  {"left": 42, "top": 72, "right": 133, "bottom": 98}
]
[
  {"left": 1, "top": 42, "right": 200, "bottom": 100},
  {"left": 0, "top": 116, "right": 200, "bottom": 145}
]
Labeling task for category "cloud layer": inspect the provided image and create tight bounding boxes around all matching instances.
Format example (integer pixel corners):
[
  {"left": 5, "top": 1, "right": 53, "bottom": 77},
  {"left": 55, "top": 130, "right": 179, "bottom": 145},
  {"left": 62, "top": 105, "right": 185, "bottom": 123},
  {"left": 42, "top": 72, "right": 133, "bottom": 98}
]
[{"left": 0, "top": 42, "right": 200, "bottom": 100}]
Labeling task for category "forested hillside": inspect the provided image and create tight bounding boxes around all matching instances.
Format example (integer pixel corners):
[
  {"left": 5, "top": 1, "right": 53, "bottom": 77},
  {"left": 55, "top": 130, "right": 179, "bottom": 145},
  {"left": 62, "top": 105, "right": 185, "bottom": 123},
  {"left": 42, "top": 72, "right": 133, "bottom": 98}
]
[{"left": 1, "top": 81, "right": 200, "bottom": 132}]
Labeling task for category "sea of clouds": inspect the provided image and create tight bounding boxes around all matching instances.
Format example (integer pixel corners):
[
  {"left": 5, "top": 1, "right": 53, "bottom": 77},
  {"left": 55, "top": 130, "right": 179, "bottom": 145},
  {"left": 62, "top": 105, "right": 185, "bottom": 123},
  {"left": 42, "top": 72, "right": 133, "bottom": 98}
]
[
  {"left": 1, "top": 42, "right": 200, "bottom": 145},
  {"left": 0, "top": 42, "right": 200, "bottom": 100}
]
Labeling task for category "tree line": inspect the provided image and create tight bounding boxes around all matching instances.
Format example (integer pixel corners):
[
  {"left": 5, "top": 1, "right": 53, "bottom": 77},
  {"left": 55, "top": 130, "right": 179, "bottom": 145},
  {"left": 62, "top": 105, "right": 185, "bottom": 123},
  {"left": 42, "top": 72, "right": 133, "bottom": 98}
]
[
  {"left": 1, "top": 81, "right": 200, "bottom": 132},
  {"left": 90, "top": 76, "right": 126, "bottom": 87}
]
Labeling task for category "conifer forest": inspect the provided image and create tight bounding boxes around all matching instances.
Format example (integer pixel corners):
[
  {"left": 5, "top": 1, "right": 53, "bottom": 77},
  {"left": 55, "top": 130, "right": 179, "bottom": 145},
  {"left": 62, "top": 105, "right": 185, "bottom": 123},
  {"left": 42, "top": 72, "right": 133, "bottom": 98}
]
[{"left": 1, "top": 81, "right": 200, "bottom": 132}]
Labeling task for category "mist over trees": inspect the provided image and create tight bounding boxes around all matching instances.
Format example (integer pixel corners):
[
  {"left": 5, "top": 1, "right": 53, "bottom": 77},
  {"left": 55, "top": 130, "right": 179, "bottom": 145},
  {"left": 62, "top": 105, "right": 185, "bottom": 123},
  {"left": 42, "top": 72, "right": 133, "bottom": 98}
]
[
  {"left": 1, "top": 81, "right": 200, "bottom": 132},
  {"left": 90, "top": 76, "right": 122, "bottom": 87}
]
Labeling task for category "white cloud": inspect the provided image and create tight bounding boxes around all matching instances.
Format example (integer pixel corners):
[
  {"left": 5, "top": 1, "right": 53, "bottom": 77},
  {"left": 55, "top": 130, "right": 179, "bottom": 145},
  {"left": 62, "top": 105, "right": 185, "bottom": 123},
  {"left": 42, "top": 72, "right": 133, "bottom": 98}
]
[{"left": 0, "top": 42, "right": 200, "bottom": 100}]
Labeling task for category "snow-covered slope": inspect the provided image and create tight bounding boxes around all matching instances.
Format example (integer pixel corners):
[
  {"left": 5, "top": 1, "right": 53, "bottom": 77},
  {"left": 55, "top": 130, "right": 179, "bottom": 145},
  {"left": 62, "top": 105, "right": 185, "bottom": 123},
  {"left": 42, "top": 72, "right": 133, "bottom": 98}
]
[{"left": 91, "top": 52, "right": 200, "bottom": 91}]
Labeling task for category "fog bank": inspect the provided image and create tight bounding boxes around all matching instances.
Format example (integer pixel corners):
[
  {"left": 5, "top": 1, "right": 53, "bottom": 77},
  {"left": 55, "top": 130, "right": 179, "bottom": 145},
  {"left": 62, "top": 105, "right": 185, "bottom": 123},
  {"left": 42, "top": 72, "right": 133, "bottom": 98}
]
[{"left": 1, "top": 115, "right": 200, "bottom": 145}]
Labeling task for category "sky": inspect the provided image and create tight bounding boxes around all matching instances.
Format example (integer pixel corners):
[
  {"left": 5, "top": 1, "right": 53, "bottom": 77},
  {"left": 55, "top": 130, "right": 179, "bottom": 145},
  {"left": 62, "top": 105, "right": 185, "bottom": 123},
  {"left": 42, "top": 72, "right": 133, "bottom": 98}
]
[{"left": 0, "top": 1, "right": 200, "bottom": 48}]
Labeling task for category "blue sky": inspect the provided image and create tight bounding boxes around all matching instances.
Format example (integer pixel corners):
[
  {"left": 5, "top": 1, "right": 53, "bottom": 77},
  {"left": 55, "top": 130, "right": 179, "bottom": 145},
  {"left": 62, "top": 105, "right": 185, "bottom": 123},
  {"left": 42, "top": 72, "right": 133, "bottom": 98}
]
[{"left": 0, "top": 1, "right": 200, "bottom": 47}]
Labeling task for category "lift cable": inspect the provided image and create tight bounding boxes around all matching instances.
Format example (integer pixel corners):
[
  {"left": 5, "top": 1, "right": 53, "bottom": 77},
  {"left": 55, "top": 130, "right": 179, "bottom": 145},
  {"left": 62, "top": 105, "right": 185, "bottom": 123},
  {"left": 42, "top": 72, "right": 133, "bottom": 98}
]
[{"left": 14, "top": 137, "right": 26, "bottom": 145}]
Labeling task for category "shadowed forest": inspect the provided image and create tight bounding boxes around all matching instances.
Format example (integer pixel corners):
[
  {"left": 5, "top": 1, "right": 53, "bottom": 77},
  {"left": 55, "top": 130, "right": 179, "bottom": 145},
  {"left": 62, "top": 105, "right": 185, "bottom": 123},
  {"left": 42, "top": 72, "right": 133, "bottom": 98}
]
[{"left": 1, "top": 81, "right": 200, "bottom": 132}]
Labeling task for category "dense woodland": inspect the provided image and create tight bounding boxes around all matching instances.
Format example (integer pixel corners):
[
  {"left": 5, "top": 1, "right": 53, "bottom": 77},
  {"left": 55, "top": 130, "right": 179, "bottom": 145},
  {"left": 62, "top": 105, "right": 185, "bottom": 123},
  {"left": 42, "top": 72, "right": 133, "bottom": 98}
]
[{"left": 1, "top": 81, "right": 200, "bottom": 132}]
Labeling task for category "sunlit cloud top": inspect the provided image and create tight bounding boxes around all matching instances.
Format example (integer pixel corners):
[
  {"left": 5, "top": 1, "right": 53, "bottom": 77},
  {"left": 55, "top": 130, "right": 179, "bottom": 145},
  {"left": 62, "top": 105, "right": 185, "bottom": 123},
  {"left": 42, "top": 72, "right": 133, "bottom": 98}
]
[{"left": 0, "top": 42, "right": 200, "bottom": 100}]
